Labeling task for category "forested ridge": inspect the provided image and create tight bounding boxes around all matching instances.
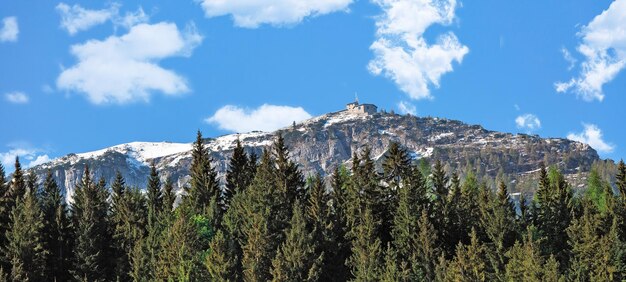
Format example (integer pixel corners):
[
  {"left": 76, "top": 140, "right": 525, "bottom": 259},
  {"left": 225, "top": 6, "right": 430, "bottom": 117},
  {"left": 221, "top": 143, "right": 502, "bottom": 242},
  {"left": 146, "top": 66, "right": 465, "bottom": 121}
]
[{"left": 1, "top": 130, "right": 625, "bottom": 281}]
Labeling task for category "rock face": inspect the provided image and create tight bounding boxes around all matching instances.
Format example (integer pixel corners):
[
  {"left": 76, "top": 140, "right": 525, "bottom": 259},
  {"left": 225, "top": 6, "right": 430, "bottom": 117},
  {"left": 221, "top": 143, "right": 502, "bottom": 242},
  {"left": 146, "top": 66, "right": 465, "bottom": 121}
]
[{"left": 29, "top": 108, "right": 600, "bottom": 202}]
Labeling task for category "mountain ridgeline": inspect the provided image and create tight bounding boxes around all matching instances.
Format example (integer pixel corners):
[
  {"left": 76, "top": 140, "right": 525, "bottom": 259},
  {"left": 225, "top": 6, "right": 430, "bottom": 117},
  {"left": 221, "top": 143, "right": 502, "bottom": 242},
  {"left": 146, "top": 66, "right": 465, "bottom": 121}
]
[{"left": 30, "top": 104, "right": 599, "bottom": 201}]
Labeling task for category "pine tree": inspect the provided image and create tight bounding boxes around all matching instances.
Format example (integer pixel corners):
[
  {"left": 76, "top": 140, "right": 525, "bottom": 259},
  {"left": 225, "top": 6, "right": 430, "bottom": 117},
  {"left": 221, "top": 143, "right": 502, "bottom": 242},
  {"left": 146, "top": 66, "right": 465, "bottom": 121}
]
[
  {"left": 481, "top": 181, "right": 519, "bottom": 276},
  {"left": 348, "top": 207, "right": 382, "bottom": 281},
  {"left": 242, "top": 212, "right": 272, "bottom": 282},
  {"left": 414, "top": 209, "right": 439, "bottom": 281},
  {"left": 40, "top": 170, "right": 71, "bottom": 281},
  {"left": 444, "top": 229, "right": 489, "bottom": 281},
  {"left": 225, "top": 139, "right": 254, "bottom": 209},
  {"left": 147, "top": 162, "right": 163, "bottom": 226},
  {"left": 504, "top": 227, "right": 544, "bottom": 282},
  {"left": 380, "top": 244, "right": 410, "bottom": 282},
  {"left": 567, "top": 201, "right": 621, "bottom": 281},
  {"left": 113, "top": 187, "right": 147, "bottom": 281},
  {"left": 532, "top": 165, "right": 573, "bottom": 267},
  {"left": 162, "top": 179, "right": 176, "bottom": 214},
  {"left": 270, "top": 201, "right": 323, "bottom": 282},
  {"left": 156, "top": 207, "right": 209, "bottom": 281},
  {"left": 205, "top": 230, "right": 238, "bottom": 281},
  {"left": 391, "top": 165, "right": 426, "bottom": 271},
  {"left": 4, "top": 186, "right": 46, "bottom": 281},
  {"left": 382, "top": 142, "right": 411, "bottom": 189},
  {"left": 185, "top": 130, "right": 221, "bottom": 225},
  {"left": 70, "top": 166, "right": 111, "bottom": 281},
  {"left": 0, "top": 163, "right": 11, "bottom": 272},
  {"left": 326, "top": 166, "right": 351, "bottom": 282}
]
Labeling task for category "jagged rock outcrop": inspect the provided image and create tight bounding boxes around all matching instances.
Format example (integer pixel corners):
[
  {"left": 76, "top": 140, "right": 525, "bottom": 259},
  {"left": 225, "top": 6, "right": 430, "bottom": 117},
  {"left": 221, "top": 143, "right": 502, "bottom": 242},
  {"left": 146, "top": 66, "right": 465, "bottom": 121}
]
[{"left": 29, "top": 108, "right": 600, "bottom": 202}]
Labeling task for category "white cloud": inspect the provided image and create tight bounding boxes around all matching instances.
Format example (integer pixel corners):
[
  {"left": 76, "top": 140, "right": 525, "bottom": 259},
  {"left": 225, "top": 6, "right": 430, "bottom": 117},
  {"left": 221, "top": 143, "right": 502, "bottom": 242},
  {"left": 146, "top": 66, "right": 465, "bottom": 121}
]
[
  {"left": 0, "top": 17, "right": 18, "bottom": 42},
  {"left": 56, "top": 3, "right": 149, "bottom": 35},
  {"left": 0, "top": 147, "right": 51, "bottom": 170},
  {"left": 567, "top": 123, "right": 614, "bottom": 153},
  {"left": 397, "top": 101, "right": 416, "bottom": 115},
  {"left": 56, "top": 3, "right": 119, "bottom": 35},
  {"left": 116, "top": 7, "right": 149, "bottom": 29},
  {"left": 561, "top": 47, "right": 577, "bottom": 71},
  {"left": 206, "top": 104, "right": 312, "bottom": 132},
  {"left": 515, "top": 113, "right": 541, "bottom": 132},
  {"left": 368, "top": 0, "right": 469, "bottom": 100},
  {"left": 57, "top": 22, "right": 203, "bottom": 105},
  {"left": 555, "top": 0, "right": 626, "bottom": 101},
  {"left": 4, "top": 92, "right": 29, "bottom": 104},
  {"left": 197, "top": 0, "right": 353, "bottom": 28}
]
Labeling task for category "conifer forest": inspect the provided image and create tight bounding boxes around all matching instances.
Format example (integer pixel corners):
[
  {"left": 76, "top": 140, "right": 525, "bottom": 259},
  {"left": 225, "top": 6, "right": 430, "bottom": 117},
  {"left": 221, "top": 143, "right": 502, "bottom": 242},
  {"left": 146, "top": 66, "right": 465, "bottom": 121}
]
[{"left": 2, "top": 131, "right": 626, "bottom": 282}]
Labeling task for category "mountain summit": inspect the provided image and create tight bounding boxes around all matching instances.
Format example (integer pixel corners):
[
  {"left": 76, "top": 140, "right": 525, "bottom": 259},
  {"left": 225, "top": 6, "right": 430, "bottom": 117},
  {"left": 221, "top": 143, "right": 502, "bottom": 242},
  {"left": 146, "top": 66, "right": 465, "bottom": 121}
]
[{"left": 30, "top": 102, "right": 599, "bottom": 202}]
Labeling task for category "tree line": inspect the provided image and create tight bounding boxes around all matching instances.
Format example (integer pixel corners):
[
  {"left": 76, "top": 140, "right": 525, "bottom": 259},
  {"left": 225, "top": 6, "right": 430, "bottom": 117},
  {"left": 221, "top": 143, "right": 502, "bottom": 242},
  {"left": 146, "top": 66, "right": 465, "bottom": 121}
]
[{"left": 1, "top": 131, "right": 626, "bottom": 281}]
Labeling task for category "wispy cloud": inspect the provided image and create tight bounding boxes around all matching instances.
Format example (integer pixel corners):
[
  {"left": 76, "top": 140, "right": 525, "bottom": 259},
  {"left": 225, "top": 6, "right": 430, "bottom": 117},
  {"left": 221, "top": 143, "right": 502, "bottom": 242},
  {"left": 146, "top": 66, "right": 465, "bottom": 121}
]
[
  {"left": 0, "top": 146, "right": 51, "bottom": 171},
  {"left": 56, "top": 3, "right": 119, "bottom": 35},
  {"left": 555, "top": 0, "right": 626, "bottom": 101},
  {"left": 4, "top": 92, "right": 29, "bottom": 104},
  {"left": 206, "top": 104, "right": 312, "bottom": 132},
  {"left": 56, "top": 3, "right": 149, "bottom": 35},
  {"left": 397, "top": 101, "right": 416, "bottom": 115},
  {"left": 515, "top": 113, "right": 541, "bottom": 133},
  {"left": 567, "top": 123, "right": 614, "bottom": 153},
  {"left": 0, "top": 17, "right": 18, "bottom": 42},
  {"left": 57, "top": 22, "right": 202, "bottom": 105},
  {"left": 368, "top": 0, "right": 469, "bottom": 100},
  {"left": 197, "top": 0, "right": 353, "bottom": 28}
]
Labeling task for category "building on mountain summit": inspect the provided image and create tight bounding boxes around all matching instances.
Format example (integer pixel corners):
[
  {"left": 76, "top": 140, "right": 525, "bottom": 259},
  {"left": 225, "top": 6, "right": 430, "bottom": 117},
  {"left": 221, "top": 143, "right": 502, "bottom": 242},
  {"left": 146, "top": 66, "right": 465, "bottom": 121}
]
[{"left": 346, "top": 100, "right": 377, "bottom": 115}]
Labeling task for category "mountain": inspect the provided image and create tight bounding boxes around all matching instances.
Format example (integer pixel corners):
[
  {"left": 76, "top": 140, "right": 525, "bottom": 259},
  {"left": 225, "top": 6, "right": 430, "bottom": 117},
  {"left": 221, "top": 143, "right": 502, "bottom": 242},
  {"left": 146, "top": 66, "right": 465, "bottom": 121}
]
[{"left": 29, "top": 103, "right": 600, "bottom": 202}]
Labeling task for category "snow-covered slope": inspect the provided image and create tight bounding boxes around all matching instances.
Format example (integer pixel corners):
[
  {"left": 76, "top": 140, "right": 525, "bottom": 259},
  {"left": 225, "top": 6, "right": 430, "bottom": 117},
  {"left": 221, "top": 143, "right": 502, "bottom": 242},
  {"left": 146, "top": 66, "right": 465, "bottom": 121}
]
[{"left": 29, "top": 109, "right": 600, "bottom": 202}]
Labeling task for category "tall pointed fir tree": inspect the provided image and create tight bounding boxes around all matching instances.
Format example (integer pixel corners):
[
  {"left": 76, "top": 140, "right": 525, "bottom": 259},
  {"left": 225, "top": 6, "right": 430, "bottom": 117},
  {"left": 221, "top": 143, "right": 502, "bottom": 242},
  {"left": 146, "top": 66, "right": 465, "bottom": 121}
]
[
  {"left": 147, "top": 162, "right": 163, "bottom": 226},
  {"left": 205, "top": 229, "right": 238, "bottom": 281},
  {"left": 185, "top": 130, "right": 221, "bottom": 227},
  {"left": 0, "top": 163, "right": 9, "bottom": 271},
  {"left": 348, "top": 207, "right": 382, "bottom": 281},
  {"left": 504, "top": 227, "right": 544, "bottom": 282},
  {"left": 224, "top": 139, "right": 254, "bottom": 209},
  {"left": 114, "top": 186, "right": 147, "bottom": 281},
  {"left": 532, "top": 165, "right": 573, "bottom": 268},
  {"left": 480, "top": 181, "right": 519, "bottom": 277},
  {"left": 271, "top": 200, "right": 323, "bottom": 282},
  {"left": 0, "top": 157, "right": 27, "bottom": 271},
  {"left": 430, "top": 160, "right": 450, "bottom": 256},
  {"left": 4, "top": 181, "right": 46, "bottom": 281},
  {"left": 381, "top": 142, "right": 411, "bottom": 245},
  {"left": 414, "top": 209, "right": 440, "bottom": 281},
  {"left": 162, "top": 179, "right": 176, "bottom": 215},
  {"left": 70, "top": 165, "right": 112, "bottom": 281},
  {"left": 40, "top": 170, "right": 71, "bottom": 281},
  {"left": 327, "top": 166, "right": 351, "bottom": 282},
  {"left": 242, "top": 211, "right": 273, "bottom": 282},
  {"left": 391, "top": 164, "right": 425, "bottom": 270},
  {"left": 304, "top": 174, "right": 334, "bottom": 279},
  {"left": 443, "top": 229, "right": 490, "bottom": 281}
]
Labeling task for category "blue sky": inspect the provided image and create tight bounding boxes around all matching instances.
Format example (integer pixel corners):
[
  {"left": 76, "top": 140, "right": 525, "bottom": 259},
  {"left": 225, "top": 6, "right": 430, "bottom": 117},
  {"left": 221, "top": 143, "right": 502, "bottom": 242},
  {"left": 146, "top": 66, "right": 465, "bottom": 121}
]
[{"left": 1, "top": 0, "right": 625, "bottom": 169}]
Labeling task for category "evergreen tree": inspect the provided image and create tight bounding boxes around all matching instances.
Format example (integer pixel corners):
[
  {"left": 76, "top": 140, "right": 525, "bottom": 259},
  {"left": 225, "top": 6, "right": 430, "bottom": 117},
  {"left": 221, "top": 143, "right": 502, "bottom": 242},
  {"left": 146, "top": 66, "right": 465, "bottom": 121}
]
[
  {"left": 532, "top": 165, "right": 573, "bottom": 267},
  {"left": 4, "top": 186, "right": 46, "bottom": 281},
  {"left": 205, "top": 230, "right": 238, "bottom": 281},
  {"left": 504, "top": 227, "right": 544, "bottom": 282},
  {"left": 113, "top": 187, "right": 147, "bottom": 281},
  {"left": 155, "top": 207, "right": 210, "bottom": 281},
  {"left": 40, "top": 170, "right": 71, "bottom": 281},
  {"left": 270, "top": 201, "right": 323, "bottom": 282},
  {"left": 185, "top": 130, "right": 221, "bottom": 225},
  {"left": 225, "top": 139, "right": 254, "bottom": 208},
  {"left": 380, "top": 244, "right": 410, "bottom": 282},
  {"left": 162, "top": 179, "right": 176, "bottom": 214},
  {"left": 443, "top": 229, "right": 489, "bottom": 281},
  {"left": 242, "top": 211, "right": 272, "bottom": 282},
  {"left": 146, "top": 162, "right": 163, "bottom": 226},
  {"left": 567, "top": 201, "right": 621, "bottom": 281},
  {"left": 347, "top": 207, "right": 382, "bottom": 282},
  {"left": 481, "top": 181, "right": 519, "bottom": 277},
  {"left": 0, "top": 163, "right": 11, "bottom": 272},
  {"left": 70, "top": 166, "right": 111, "bottom": 281},
  {"left": 414, "top": 209, "right": 440, "bottom": 281}
]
